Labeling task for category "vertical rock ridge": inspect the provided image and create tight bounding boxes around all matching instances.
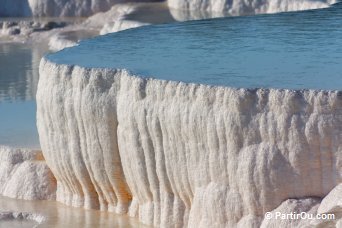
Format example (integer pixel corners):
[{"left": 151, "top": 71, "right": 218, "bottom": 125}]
[{"left": 37, "top": 60, "right": 132, "bottom": 213}]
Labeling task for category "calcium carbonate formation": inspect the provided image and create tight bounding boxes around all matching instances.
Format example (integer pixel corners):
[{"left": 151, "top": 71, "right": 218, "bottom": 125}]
[
  {"left": 1, "top": 0, "right": 336, "bottom": 17},
  {"left": 1, "top": 0, "right": 152, "bottom": 17},
  {"left": 167, "top": 0, "right": 336, "bottom": 17},
  {"left": 37, "top": 58, "right": 341, "bottom": 227},
  {"left": 0, "top": 146, "right": 56, "bottom": 201},
  {"left": 0, "top": 211, "right": 45, "bottom": 225}
]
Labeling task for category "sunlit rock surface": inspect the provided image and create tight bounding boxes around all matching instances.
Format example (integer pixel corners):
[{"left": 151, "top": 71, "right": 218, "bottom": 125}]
[
  {"left": 260, "top": 184, "right": 342, "bottom": 227},
  {"left": 313, "top": 183, "right": 342, "bottom": 227},
  {"left": 37, "top": 58, "right": 342, "bottom": 227},
  {"left": 46, "top": 3, "right": 162, "bottom": 50},
  {"left": 0, "top": 146, "right": 57, "bottom": 200},
  {"left": 260, "top": 198, "right": 321, "bottom": 227},
  {"left": 48, "top": 29, "right": 99, "bottom": 51},
  {"left": 0, "top": 0, "right": 159, "bottom": 17},
  {"left": 100, "top": 19, "right": 148, "bottom": 35},
  {"left": 318, "top": 183, "right": 342, "bottom": 215},
  {"left": 0, "top": 3, "right": 171, "bottom": 52},
  {"left": 167, "top": 0, "right": 336, "bottom": 18}
]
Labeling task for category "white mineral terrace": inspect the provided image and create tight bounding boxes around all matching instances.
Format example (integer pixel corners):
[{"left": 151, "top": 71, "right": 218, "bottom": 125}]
[
  {"left": 0, "top": 0, "right": 340, "bottom": 227},
  {"left": 0, "top": 0, "right": 342, "bottom": 228},
  {"left": 167, "top": 0, "right": 336, "bottom": 16},
  {"left": 36, "top": 15, "right": 342, "bottom": 226},
  {"left": 37, "top": 59, "right": 342, "bottom": 227},
  {"left": 0, "top": 0, "right": 336, "bottom": 17}
]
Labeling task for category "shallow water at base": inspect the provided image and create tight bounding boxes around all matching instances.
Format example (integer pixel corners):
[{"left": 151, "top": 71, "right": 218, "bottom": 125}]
[
  {"left": 49, "top": 3, "right": 342, "bottom": 90},
  {"left": 0, "top": 219, "right": 38, "bottom": 228},
  {"left": 0, "top": 196, "right": 149, "bottom": 228},
  {"left": 0, "top": 43, "right": 45, "bottom": 148}
]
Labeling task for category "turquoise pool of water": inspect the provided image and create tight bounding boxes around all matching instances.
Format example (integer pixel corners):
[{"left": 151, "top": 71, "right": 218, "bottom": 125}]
[{"left": 49, "top": 3, "right": 342, "bottom": 90}]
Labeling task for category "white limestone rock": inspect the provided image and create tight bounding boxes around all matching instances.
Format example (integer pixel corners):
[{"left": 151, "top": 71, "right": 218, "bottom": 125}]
[
  {"left": 318, "top": 183, "right": 342, "bottom": 215},
  {"left": 169, "top": 8, "right": 228, "bottom": 22},
  {"left": 29, "top": 0, "right": 118, "bottom": 17},
  {"left": 0, "top": 20, "right": 70, "bottom": 43},
  {"left": 0, "top": 146, "right": 57, "bottom": 201},
  {"left": 263, "top": 186, "right": 342, "bottom": 228},
  {"left": 0, "top": 0, "right": 152, "bottom": 17},
  {"left": 311, "top": 184, "right": 342, "bottom": 227},
  {"left": 0, "top": 211, "right": 45, "bottom": 225},
  {"left": 83, "top": 3, "right": 139, "bottom": 28},
  {"left": 260, "top": 198, "right": 321, "bottom": 227},
  {"left": 83, "top": 4, "right": 148, "bottom": 35},
  {"left": 46, "top": 3, "right": 147, "bottom": 50},
  {"left": 5, "top": 0, "right": 141, "bottom": 18},
  {"left": 48, "top": 32, "right": 79, "bottom": 51},
  {"left": 168, "top": 0, "right": 336, "bottom": 18},
  {"left": 100, "top": 19, "right": 149, "bottom": 35},
  {"left": 1, "top": 3, "right": 166, "bottom": 46},
  {"left": 37, "top": 58, "right": 342, "bottom": 227}
]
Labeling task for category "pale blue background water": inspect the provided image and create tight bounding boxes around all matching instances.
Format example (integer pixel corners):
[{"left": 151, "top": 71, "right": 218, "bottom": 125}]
[
  {"left": 0, "top": 43, "right": 44, "bottom": 148},
  {"left": 49, "top": 2, "right": 342, "bottom": 90}
]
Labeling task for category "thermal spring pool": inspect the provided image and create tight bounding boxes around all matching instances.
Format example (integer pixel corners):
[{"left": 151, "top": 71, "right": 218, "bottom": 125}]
[{"left": 48, "top": 2, "right": 342, "bottom": 90}]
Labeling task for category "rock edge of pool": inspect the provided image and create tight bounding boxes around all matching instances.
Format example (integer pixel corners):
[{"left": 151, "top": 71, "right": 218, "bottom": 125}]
[
  {"left": 45, "top": 2, "right": 342, "bottom": 91},
  {"left": 35, "top": 48, "right": 342, "bottom": 227}
]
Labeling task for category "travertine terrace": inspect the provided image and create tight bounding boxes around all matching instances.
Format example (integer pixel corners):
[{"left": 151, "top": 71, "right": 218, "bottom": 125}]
[
  {"left": 167, "top": 0, "right": 336, "bottom": 15},
  {"left": 37, "top": 58, "right": 341, "bottom": 227}
]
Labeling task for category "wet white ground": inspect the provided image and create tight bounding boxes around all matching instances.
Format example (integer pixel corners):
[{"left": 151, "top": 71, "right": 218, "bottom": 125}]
[{"left": 0, "top": 196, "right": 150, "bottom": 228}]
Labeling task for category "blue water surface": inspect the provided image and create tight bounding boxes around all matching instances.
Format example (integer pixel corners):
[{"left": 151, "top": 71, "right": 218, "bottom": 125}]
[
  {"left": 48, "top": 3, "right": 342, "bottom": 90},
  {"left": 0, "top": 43, "right": 43, "bottom": 148}
]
